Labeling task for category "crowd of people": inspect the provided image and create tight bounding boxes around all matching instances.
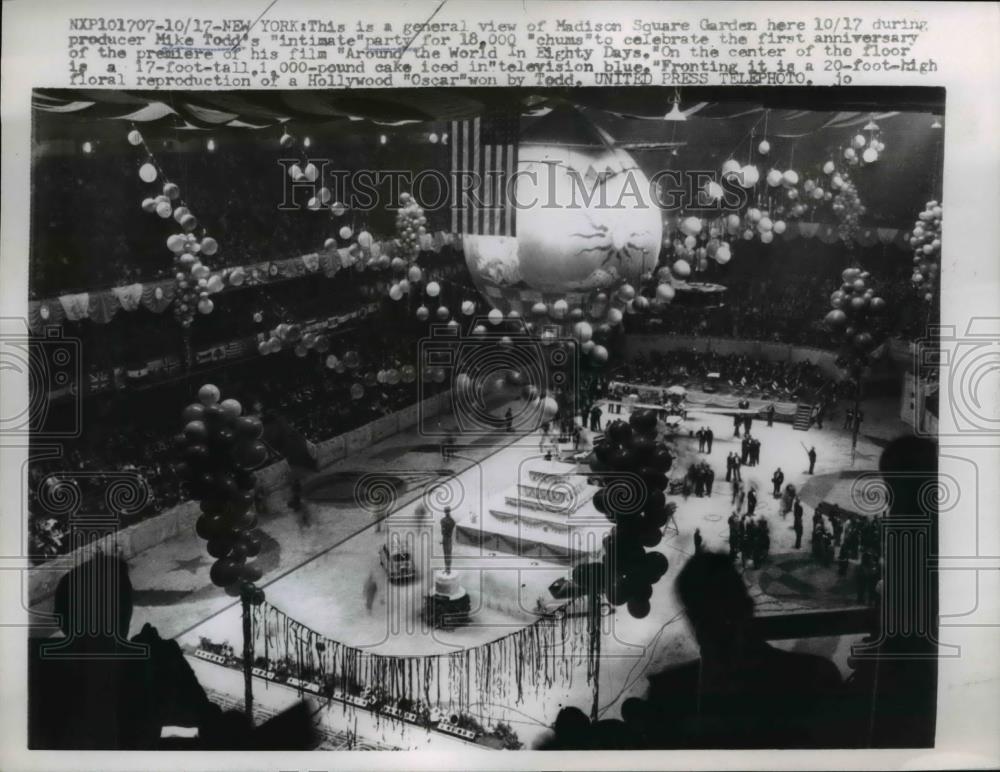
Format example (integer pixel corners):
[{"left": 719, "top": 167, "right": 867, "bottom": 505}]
[
  {"left": 611, "top": 348, "right": 838, "bottom": 405},
  {"left": 27, "top": 329, "right": 447, "bottom": 563}
]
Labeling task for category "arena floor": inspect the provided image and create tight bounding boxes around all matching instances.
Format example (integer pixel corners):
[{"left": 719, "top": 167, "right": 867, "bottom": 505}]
[{"left": 30, "top": 396, "right": 910, "bottom": 748}]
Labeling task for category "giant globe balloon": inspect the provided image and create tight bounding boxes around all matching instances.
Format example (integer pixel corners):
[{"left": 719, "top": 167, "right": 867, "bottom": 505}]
[{"left": 462, "top": 122, "right": 660, "bottom": 315}]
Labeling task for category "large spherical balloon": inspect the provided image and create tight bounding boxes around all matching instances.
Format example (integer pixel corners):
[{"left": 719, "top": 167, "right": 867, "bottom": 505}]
[
  {"left": 739, "top": 165, "right": 760, "bottom": 187},
  {"left": 139, "top": 163, "right": 158, "bottom": 183},
  {"left": 198, "top": 384, "right": 221, "bottom": 406},
  {"left": 463, "top": 141, "right": 661, "bottom": 311},
  {"left": 672, "top": 259, "right": 691, "bottom": 279}
]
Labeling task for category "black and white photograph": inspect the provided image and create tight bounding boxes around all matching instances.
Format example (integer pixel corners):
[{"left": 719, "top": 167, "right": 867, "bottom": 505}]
[{"left": 1, "top": 2, "right": 998, "bottom": 770}]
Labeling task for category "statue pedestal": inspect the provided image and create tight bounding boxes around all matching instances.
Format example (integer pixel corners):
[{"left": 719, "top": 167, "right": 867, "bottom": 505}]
[{"left": 424, "top": 571, "right": 470, "bottom": 629}]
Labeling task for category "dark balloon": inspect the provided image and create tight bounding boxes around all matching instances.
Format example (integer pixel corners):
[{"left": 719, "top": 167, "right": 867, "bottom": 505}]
[
  {"left": 235, "top": 416, "right": 263, "bottom": 439},
  {"left": 209, "top": 557, "right": 241, "bottom": 587},
  {"left": 643, "top": 490, "right": 666, "bottom": 516},
  {"left": 206, "top": 536, "right": 234, "bottom": 558},
  {"left": 627, "top": 598, "right": 651, "bottom": 619},
  {"left": 241, "top": 562, "right": 263, "bottom": 582},
  {"left": 182, "top": 403, "right": 206, "bottom": 424}
]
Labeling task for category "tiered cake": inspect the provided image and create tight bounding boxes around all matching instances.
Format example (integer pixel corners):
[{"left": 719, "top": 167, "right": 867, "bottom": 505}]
[{"left": 455, "top": 459, "right": 611, "bottom": 561}]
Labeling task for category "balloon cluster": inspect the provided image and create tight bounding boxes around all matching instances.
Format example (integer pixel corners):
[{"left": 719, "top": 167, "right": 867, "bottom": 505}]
[
  {"left": 133, "top": 128, "right": 226, "bottom": 328},
  {"left": 576, "top": 410, "right": 673, "bottom": 619},
  {"left": 824, "top": 267, "right": 887, "bottom": 371},
  {"left": 258, "top": 322, "right": 332, "bottom": 358},
  {"left": 395, "top": 192, "right": 427, "bottom": 258},
  {"left": 908, "top": 200, "right": 942, "bottom": 302},
  {"left": 826, "top": 167, "right": 865, "bottom": 243},
  {"left": 179, "top": 385, "right": 268, "bottom": 597}
]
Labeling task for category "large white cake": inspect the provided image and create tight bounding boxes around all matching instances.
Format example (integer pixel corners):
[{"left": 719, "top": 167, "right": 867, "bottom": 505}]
[{"left": 455, "top": 459, "right": 611, "bottom": 561}]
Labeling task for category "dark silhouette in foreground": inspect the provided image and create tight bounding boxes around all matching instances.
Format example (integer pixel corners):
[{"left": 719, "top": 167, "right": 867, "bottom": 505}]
[{"left": 29, "top": 553, "right": 316, "bottom": 750}]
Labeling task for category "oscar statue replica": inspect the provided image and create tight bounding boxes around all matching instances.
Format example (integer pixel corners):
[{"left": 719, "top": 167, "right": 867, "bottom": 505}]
[{"left": 424, "top": 507, "right": 469, "bottom": 628}]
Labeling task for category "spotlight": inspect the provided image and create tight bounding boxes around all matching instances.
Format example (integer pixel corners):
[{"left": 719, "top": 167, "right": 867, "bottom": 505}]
[
  {"left": 206, "top": 138, "right": 216, "bottom": 152},
  {"left": 304, "top": 136, "right": 311, "bottom": 148},
  {"left": 82, "top": 141, "right": 93, "bottom": 154},
  {"left": 428, "top": 132, "right": 439, "bottom": 143},
  {"left": 379, "top": 134, "right": 388, "bottom": 145},
  {"left": 930, "top": 117, "right": 943, "bottom": 129}
]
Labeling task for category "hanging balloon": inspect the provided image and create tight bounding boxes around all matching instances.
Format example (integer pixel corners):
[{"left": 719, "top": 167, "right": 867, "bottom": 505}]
[
  {"left": 331, "top": 201, "right": 346, "bottom": 217},
  {"left": 156, "top": 200, "right": 172, "bottom": 218},
  {"left": 127, "top": 129, "right": 144, "bottom": 146},
  {"left": 781, "top": 169, "right": 799, "bottom": 187},
  {"left": 338, "top": 226, "right": 353, "bottom": 240},
  {"left": 823, "top": 160, "right": 836, "bottom": 175},
  {"left": 426, "top": 281, "right": 441, "bottom": 297},
  {"left": 436, "top": 305, "right": 450, "bottom": 321},
  {"left": 862, "top": 147, "right": 878, "bottom": 164},
  {"left": 591, "top": 345, "right": 609, "bottom": 364},
  {"left": 415, "top": 305, "right": 430, "bottom": 321},
  {"left": 139, "top": 163, "right": 158, "bottom": 183},
  {"left": 357, "top": 231, "right": 373, "bottom": 249},
  {"left": 389, "top": 283, "right": 404, "bottom": 301},
  {"left": 852, "top": 134, "right": 867, "bottom": 149},
  {"left": 551, "top": 299, "right": 569, "bottom": 319},
  {"left": 279, "top": 132, "right": 295, "bottom": 149},
  {"left": 197, "top": 298, "right": 214, "bottom": 315},
  {"left": 166, "top": 234, "right": 187, "bottom": 253},
  {"left": 206, "top": 274, "right": 225, "bottom": 294},
  {"left": 200, "top": 237, "right": 219, "bottom": 256},
  {"left": 739, "top": 165, "right": 759, "bottom": 187},
  {"left": 461, "top": 300, "right": 476, "bottom": 316},
  {"left": 766, "top": 168, "right": 783, "bottom": 187},
  {"left": 715, "top": 244, "right": 732, "bottom": 264},
  {"left": 656, "top": 283, "right": 676, "bottom": 302},
  {"left": 304, "top": 163, "right": 318, "bottom": 182},
  {"left": 487, "top": 308, "right": 503, "bottom": 325},
  {"left": 680, "top": 216, "right": 703, "bottom": 237},
  {"left": 760, "top": 231, "right": 774, "bottom": 244},
  {"left": 407, "top": 266, "right": 423, "bottom": 283},
  {"left": 721, "top": 158, "right": 742, "bottom": 179}
]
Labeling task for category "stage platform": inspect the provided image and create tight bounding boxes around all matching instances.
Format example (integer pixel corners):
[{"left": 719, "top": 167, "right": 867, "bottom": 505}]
[{"left": 455, "top": 458, "right": 611, "bottom": 562}]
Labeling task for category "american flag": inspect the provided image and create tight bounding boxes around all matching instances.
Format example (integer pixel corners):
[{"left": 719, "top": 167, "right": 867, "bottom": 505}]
[{"left": 451, "top": 109, "right": 519, "bottom": 236}]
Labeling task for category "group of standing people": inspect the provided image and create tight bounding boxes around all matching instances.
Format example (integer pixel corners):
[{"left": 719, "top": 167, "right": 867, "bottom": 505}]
[
  {"left": 682, "top": 461, "right": 715, "bottom": 498},
  {"left": 740, "top": 434, "right": 762, "bottom": 466},
  {"left": 727, "top": 511, "right": 771, "bottom": 568},
  {"left": 695, "top": 426, "right": 714, "bottom": 453}
]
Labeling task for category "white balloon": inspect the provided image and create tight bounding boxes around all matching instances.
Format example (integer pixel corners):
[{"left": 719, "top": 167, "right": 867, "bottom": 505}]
[
  {"left": 782, "top": 169, "right": 799, "bottom": 187},
  {"left": 339, "top": 226, "right": 353, "bottom": 240},
  {"left": 773, "top": 220, "right": 787, "bottom": 235},
  {"left": 488, "top": 308, "right": 504, "bottom": 325},
  {"left": 823, "top": 161, "right": 836, "bottom": 175},
  {"left": 141, "top": 197, "right": 156, "bottom": 213},
  {"left": 680, "top": 216, "right": 703, "bottom": 236},
  {"left": 139, "top": 163, "right": 158, "bottom": 183},
  {"left": 862, "top": 147, "right": 879, "bottom": 164},
  {"left": 758, "top": 139, "right": 771, "bottom": 155},
  {"left": 426, "top": 281, "right": 441, "bottom": 297},
  {"left": 715, "top": 244, "right": 732, "bottom": 264},
  {"left": 760, "top": 231, "right": 774, "bottom": 244},
  {"left": 155, "top": 200, "right": 172, "bottom": 218},
  {"left": 739, "top": 165, "right": 759, "bottom": 187},
  {"left": 200, "top": 237, "right": 219, "bottom": 256},
  {"left": 766, "top": 168, "right": 783, "bottom": 187},
  {"left": 853, "top": 134, "right": 867, "bottom": 149},
  {"left": 166, "top": 234, "right": 187, "bottom": 253},
  {"left": 127, "top": 129, "right": 143, "bottom": 146},
  {"left": 721, "top": 158, "right": 742, "bottom": 178},
  {"left": 304, "top": 163, "right": 318, "bottom": 182}
]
